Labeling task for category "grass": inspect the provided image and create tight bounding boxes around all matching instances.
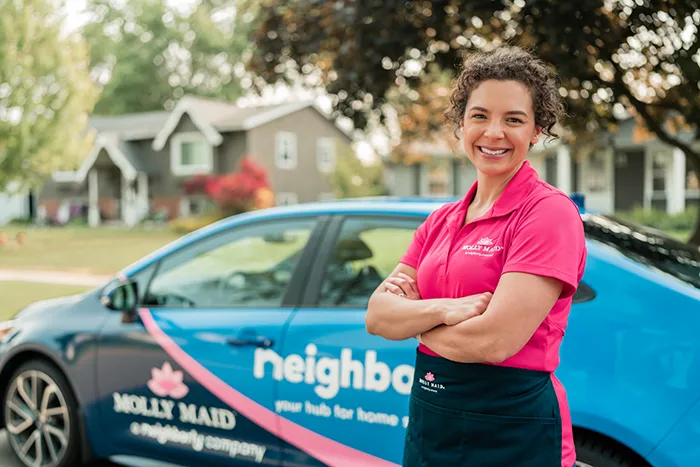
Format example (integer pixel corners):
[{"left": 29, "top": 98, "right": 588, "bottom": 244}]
[
  {"left": 666, "top": 229, "right": 692, "bottom": 242},
  {"left": 0, "top": 225, "right": 180, "bottom": 275},
  {"left": 0, "top": 282, "right": 92, "bottom": 320}
]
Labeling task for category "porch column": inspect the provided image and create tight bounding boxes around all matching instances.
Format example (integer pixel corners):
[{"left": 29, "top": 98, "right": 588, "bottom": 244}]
[
  {"left": 88, "top": 169, "right": 100, "bottom": 227},
  {"left": 137, "top": 173, "right": 149, "bottom": 220},
  {"left": 122, "top": 174, "right": 137, "bottom": 227},
  {"left": 556, "top": 145, "right": 572, "bottom": 194},
  {"left": 668, "top": 148, "right": 687, "bottom": 214}
]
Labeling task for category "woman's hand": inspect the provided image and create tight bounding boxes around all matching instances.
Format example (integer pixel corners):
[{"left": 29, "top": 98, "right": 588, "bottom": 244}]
[
  {"left": 440, "top": 293, "right": 492, "bottom": 325},
  {"left": 383, "top": 272, "right": 492, "bottom": 325},
  {"left": 383, "top": 272, "right": 421, "bottom": 300}
]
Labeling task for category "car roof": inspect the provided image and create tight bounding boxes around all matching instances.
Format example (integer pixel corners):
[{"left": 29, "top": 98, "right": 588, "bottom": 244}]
[
  {"left": 121, "top": 195, "right": 587, "bottom": 276},
  {"left": 249, "top": 197, "right": 457, "bottom": 218}
]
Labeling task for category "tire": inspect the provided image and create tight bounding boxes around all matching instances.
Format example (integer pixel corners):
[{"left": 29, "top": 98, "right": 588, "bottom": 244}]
[
  {"left": 575, "top": 435, "right": 633, "bottom": 467},
  {"left": 3, "top": 359, "right": 82, "bottom": 467}
]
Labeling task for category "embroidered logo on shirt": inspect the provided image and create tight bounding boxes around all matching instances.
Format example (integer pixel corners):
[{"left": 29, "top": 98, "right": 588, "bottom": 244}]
[
  {"left": 418, "top": 372, "right": 445, "bottom": 393},
  {"left": 476, "top": 237, "right": 494, "bottom": 246},
  {"left": 461, "top": 237, "right": 503, "bottom": 257}
]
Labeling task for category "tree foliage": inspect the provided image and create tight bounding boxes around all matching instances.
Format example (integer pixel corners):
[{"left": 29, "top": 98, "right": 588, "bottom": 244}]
[
  {"left": 250, "top": 0, "right": 700, "bottom": 244},
  {"left": 82, "top": 0, "right": 255, "bottom": 115},
  {"left": 328, "top": 144, "right": 386, "bottom": 199},
  {"left": 0, "top": 0, "right": 99, "bottom": 192}
]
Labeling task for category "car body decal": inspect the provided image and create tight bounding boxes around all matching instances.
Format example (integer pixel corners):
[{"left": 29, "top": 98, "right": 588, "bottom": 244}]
[{"left": 138, "top": 307, "right": 401, "bottom": 467}]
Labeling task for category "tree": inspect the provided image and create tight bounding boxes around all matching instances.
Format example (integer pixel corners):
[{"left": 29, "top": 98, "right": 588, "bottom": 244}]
[
  {"left": 328, "top": 144, "right": 386, "bottom": 199},
  {"left": 0, "top": 0, "right": 99, "bottom": 192},
  {"left": 249, "top": 0, "right": 700, "bottom": 244},
  {"left": 82, "top": 0, "right": 255, "bottom": 114}
]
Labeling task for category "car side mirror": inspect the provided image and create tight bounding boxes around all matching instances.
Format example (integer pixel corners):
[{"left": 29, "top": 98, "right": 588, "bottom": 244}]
[{"left": 101, "top": 279, "right": 139, "bottom": 313}]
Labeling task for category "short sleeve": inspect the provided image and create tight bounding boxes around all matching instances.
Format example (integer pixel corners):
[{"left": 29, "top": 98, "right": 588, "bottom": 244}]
[
  {"left": 502, "top": 195, "right": 586, "bottom": 298},
  {"left": 400, "top": 216, "right": 430, "bottom": 268}
]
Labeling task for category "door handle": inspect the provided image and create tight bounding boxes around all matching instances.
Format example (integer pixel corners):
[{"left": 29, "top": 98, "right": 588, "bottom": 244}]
[{"left": 226, "top": 336, "right": 275, "bottom": 348}]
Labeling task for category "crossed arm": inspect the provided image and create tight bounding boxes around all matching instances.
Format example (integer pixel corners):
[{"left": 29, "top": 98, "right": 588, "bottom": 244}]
[{"left": 365, "top": 263, "right": 563, "bottom": 363}]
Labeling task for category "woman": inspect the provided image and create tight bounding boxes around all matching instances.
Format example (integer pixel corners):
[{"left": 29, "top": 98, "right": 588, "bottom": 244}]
[{"left": 365, "top": 46, "right": 586, "bottom": 467}]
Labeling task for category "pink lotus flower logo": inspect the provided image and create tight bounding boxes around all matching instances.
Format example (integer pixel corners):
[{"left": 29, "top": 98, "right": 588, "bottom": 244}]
[
  {"left": 425, "top": 372, "right": 435, "bottom": 382},
  {"left": 147, "top": 362, "right": 189, "bottom": 399}
]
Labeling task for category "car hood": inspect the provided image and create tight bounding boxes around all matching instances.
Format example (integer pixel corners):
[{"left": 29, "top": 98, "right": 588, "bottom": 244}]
[{"left": 12, "top": 292, "right": 91, "bottom": 321}]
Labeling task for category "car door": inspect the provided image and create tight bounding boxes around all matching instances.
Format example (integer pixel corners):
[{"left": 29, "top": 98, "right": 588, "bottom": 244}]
[
  {"left": 95, "top": 215, "right": 326, "bottom": 467},
  {"left": 266, "top": 214, "right": 425, "bottom": 467}
]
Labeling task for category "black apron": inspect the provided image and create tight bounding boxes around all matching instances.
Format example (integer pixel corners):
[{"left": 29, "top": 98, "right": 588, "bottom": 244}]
[{"left": 403, "top": 350, "right": 563, "bottom": 467}]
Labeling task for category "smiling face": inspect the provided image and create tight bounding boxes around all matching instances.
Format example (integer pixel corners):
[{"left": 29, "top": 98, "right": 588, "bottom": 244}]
[{"left": 460, "top": 79, "right": 542, "bottom": 178}]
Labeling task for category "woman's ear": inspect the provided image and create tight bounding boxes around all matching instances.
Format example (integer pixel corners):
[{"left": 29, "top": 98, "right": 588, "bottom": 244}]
[{"left": 531, "top": 127, "right": 543, "bottom": 145}]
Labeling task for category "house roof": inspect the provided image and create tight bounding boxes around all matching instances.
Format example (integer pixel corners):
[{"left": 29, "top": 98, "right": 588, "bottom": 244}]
[
  {"left": 54, "top": 95, "right": 352, "bottom": 183},
  {"left": 151, "top": 95, "right": 352, "bottom": 150},
  {"left": 88, "top": 111, "right": 171, "bottom": 136}
]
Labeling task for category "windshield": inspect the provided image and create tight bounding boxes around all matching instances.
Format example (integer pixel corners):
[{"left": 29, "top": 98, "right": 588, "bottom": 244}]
[{"left": 582, "top": 214, "right": 700, "bottom": 290}]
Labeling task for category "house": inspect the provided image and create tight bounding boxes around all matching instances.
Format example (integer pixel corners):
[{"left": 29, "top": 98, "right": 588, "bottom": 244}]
[
  {"left": 385, "top": 118, "right": 700, "bottom": 214},
  {"left": 36, "top": 95, "right": 353, "bottom": 226},
  {"left": 0, "top": 182, "right": 35, "bottom": 226}
]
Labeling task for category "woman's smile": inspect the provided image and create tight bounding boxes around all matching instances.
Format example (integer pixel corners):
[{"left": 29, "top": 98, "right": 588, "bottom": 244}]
[{"left": 476, "top": 145, "right": 513, "bottom": 159}]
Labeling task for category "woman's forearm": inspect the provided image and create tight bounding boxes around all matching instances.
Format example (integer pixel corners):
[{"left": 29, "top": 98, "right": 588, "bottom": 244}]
[
  {"left": 365, "top": 291, "right": 445, "bottom": 341},
  {"left": 420, "top": 316, "right": 505, "bottom": 363}
]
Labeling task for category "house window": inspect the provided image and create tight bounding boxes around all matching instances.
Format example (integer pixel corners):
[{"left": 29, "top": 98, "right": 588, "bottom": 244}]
[
  {"left": 585, "top": 152, "right": 606, "bottom": 193},
  {"left": 277, "top": 192, "right": 298, "bottom": 206},
  {"left": 275, "top": 132, "right": 297, "bottom": 170},
  {"left": 424, "top": 160, "right": 451, "bottom": 196},
  {"left": 171, "top": 132, "right": 213, "bottom": 176},
  {"left": 651, "top": 151, "right": 669, "bottom": 195},
  {"left": 317, "top": 138, "right": 336, "bottom": 173}
]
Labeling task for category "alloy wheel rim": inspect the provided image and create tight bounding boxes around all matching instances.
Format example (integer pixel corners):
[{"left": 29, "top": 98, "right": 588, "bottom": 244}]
[{"left": 4, "top": 370, "right": 71, "bottom": 467}]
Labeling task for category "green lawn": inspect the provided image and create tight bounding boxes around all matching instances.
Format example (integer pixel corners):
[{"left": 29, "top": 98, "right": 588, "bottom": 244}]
[
  {"left": 0, "top": 282, "right": 92, "bottom": 320},
  {"left": 0, "top": 226, "right": 180, "bottom": 275}
]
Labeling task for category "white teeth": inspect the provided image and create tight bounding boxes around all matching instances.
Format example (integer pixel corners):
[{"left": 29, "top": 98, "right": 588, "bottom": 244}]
[{"left": 480, "top": 147, "right": 508, "bottom": 155}]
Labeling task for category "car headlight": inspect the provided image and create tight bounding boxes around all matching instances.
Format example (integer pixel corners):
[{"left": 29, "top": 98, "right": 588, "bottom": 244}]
[{"left": 0, "top": 320, "right": 17, "bottom": 343}]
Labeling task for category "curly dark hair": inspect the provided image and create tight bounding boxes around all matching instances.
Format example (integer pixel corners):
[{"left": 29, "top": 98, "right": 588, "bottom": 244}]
[{"left": 444, "top": 46, "right": 566, "bottom": 143}]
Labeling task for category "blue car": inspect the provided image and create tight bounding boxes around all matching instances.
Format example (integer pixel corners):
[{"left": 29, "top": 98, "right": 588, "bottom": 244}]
[{"left": 1, "top": 199, "right": 699, "bottom": 467}]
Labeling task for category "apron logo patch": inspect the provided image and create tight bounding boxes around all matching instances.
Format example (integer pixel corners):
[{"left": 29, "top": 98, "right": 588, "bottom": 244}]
[{"left": 418, "top": 372, "right": 445, "bottom": 393}]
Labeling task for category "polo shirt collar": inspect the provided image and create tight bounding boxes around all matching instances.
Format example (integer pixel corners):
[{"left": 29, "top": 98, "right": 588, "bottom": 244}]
[{"left": 449, "top": 160, "right": 539, "bottom": 226}]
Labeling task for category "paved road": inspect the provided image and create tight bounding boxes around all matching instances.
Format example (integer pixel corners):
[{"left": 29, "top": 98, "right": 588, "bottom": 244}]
[
  {"left": 0, "top": 430, "right": 123, "bottom": 467},
  {"left": 0, "top": 269, "right": 111, "bottom": 286},
  {"left": 0, "top": 430, "right": 184, "bottom": 467}
]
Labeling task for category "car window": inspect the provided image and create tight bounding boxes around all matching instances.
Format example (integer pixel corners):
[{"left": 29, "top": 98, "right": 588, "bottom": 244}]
[
  {"left": 318, "top": 216, "right": 424, "bottom": 308},
  {"left": 583, "top": 213, "right": 700, "bottom": 290},
  {"left": 144, "top": 218, "right": 317, "bottom": 308}
]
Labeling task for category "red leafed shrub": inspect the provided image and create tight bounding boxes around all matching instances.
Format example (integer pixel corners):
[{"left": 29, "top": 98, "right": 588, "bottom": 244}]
[{"left": 183, "top": 157, "right": 274, "bottom": 216}]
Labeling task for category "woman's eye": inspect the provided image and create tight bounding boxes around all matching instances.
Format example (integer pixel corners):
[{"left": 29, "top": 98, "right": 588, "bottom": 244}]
[
  {"left": 507, "top": 118, "right": 524, "bottom": 124},
  {"left": 471, "top": 113, "right": 486, "bottom": 119}
]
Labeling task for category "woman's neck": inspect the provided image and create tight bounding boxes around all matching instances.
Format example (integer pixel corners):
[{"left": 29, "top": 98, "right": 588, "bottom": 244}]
[{"left": 471, "top": 162, "right": 524, "bottom": 209}]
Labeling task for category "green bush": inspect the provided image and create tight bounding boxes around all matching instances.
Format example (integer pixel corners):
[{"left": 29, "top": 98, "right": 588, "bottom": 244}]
[
  {"left": 168, "top": 213, "right": 223, "bottom": 234},
  {"left": 613, "top": 206, "right": 697, "bottom": 232}
]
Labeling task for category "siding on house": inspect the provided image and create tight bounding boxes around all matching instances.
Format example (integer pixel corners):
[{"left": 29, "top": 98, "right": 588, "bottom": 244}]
[{"left": 246, "top": 106, "right": 347, "bottom": 203}]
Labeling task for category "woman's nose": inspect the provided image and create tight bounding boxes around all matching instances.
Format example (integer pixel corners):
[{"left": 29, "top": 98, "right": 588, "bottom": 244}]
[{"left": 484, "top": 121, "right": 505, "bottom": 139}]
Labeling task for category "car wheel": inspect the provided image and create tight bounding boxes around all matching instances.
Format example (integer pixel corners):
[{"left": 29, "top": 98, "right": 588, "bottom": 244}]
[
  {"left": 3, "top": 360, "right": 81, "bottom": 467},
  {"left": 575, "top": 435, "right": 633, "bottom": 467}
]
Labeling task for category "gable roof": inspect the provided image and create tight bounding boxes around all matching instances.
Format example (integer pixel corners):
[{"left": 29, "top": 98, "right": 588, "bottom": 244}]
[
  {"left": 151, "top": 96, "right": 352, "bottom": 151},
  {"left": 52, "top": 95, "right": 354, "bottom": 182}
]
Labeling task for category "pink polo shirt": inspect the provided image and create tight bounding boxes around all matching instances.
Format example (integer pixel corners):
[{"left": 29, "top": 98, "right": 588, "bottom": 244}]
[{"left": 400, "top": 160, "right": 586, "bottom": 467}]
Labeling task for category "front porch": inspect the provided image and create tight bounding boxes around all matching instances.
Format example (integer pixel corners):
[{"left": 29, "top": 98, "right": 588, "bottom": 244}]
[
  {"left": 537, "top": 142, "right": 697, "bottom": 214},
  {"left": 49, "top": 136, "right": 150, "bottom": 227}
]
